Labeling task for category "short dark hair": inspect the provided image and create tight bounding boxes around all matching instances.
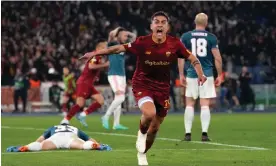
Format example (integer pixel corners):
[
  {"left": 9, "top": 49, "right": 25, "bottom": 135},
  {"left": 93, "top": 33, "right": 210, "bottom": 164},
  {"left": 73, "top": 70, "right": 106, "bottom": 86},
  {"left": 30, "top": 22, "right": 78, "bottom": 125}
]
[
  {"left": 151, "top": 11, "right": 170, "bottom": 22},
  {"left": 115, "top": 27, "right": 127, "bottom": 37},
  {"left": 96, "top": 38, "right": 107, "bottom": 44}
]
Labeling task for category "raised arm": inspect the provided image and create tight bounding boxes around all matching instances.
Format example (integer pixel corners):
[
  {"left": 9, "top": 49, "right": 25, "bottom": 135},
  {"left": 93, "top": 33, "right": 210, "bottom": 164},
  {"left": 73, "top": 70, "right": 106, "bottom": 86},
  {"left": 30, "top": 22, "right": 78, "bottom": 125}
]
[{"left": 127, "top": 31, "right": 137, "bottom": 42}]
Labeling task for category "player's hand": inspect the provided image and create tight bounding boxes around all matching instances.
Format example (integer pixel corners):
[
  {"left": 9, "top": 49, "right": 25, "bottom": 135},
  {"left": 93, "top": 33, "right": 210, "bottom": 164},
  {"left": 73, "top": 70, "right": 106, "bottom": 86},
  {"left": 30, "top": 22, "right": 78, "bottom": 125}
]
[
  {"left": 179, "top": 74, "right": 187, "bottom": 87},
  {"left": 198, "top": 75, "right": 207, "bottom": 86},
  {"left": 215, "top": 75, "right": 223, "bottom": 87}
]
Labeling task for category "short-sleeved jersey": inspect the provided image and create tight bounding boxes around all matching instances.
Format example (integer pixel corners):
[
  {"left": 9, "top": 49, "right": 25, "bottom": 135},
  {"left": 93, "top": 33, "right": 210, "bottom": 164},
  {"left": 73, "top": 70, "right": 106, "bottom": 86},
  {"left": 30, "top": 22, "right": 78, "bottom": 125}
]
[
  {"left": 107, "top": 41, "right": 125, "bottom": 76},
  {"left": 43, "top": 125, "right": 90, "bottom": 141},
  {"left": 123, "top": 34, "right": 191, "bottom": 93},
  {"left": 77, "top": 56, "right": 102, "bottom": 84},
  {"left": 181, "top": 29, "right": 218, "bottom": 78}
]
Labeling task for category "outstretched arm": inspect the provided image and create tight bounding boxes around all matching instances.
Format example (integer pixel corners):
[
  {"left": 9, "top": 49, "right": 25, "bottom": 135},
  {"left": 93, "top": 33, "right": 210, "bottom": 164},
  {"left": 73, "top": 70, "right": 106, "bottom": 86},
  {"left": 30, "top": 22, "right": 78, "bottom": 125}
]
[
  {"left": 80, "top": 45, "right": 126, "bottom": 61},
  {"left": 89, "top": 61, "right": 110, "bottom": 70}
]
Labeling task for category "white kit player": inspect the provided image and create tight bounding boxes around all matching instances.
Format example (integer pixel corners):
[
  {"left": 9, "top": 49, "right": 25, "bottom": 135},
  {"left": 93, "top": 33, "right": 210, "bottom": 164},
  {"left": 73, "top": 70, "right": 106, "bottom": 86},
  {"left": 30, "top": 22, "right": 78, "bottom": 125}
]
[
  {"left": 6, "top": 124, "right": 111, "bottom": 152},
  {"left": 101, "top": 27, "right": 136, "bottom": 130},
  {"left": 179, "top": 13, "right": 223, "bottom": 141}
]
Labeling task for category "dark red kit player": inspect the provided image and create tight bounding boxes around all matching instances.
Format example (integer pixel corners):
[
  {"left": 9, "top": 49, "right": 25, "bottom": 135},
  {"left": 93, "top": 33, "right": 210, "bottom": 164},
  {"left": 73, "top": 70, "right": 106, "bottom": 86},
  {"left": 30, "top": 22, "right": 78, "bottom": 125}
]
[
  {"left": 81, "top": 11, "right": 207, "bottom": 165},
  {"left": 61, "top": 40, "right": 109, "bottom": 127}
]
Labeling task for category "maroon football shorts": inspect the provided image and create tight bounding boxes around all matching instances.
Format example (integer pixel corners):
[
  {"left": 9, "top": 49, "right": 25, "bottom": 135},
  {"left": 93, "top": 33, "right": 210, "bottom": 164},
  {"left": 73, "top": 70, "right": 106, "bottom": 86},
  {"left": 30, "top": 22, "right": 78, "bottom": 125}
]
[
  {"left": 133, "top": 87, "right": 170, "bottom": 117},
  {"left": 76, "top": 82, "right": 99, "bottom": 99}
]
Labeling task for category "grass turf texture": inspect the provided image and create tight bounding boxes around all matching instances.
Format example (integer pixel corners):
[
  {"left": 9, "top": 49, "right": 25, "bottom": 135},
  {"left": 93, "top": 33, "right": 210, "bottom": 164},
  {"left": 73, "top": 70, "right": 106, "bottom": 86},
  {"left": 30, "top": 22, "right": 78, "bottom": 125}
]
[{"left": 1, "top": 113, "right": 276, "bottom": 166}]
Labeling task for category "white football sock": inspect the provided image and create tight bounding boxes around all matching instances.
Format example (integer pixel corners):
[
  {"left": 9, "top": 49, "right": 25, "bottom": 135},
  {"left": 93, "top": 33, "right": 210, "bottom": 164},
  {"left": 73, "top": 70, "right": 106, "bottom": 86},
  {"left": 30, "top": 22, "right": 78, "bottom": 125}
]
[
  {"left": 200, "top": 106, "right": 211, "bottom": 133},
  {"left": 83, "top": 141, "right": 95, "bottom": 150},
  {"left": 113, "top": 105, "right": 122, "bottom": 127},
  {"left": 104, "top": 94, "right": 125, "bottom": 119},
  {"left": 184, "top": 106, "right": 194, "bottom": 134},
  {"left": 27, "top": 142, "right": 42, "bottom": 151},
  {"left": 80, "top": 112, "right": 86, "bottom": 117}
]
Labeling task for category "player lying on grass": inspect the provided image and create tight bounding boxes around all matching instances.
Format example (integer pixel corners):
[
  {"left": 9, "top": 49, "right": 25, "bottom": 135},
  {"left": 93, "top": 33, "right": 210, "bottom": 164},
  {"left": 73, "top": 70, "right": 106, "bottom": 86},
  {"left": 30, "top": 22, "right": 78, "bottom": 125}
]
[{"left": 6, "top": 124, "right": 112, "bottom": 152}]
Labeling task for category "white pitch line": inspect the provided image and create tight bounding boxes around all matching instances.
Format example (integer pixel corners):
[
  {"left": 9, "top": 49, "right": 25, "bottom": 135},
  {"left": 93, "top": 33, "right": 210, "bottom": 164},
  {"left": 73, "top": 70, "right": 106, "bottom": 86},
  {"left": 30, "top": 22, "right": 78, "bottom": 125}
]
[
  {"left": 1, "top": 148, "right": 264, "bottom": 155},
  {"left": 1, "top": 126, "right": 269, "bottom": 150}
]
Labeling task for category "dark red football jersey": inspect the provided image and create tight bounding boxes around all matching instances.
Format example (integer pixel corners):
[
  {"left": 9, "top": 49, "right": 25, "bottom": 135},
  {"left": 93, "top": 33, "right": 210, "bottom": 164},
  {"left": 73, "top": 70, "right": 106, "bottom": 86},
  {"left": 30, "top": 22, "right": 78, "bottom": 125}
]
[
  {"left": 123, "top": 34, "right": 192, "bottom": 93},
  {"left": 77, "top": 56, "right": 102, "bottom": 85}
]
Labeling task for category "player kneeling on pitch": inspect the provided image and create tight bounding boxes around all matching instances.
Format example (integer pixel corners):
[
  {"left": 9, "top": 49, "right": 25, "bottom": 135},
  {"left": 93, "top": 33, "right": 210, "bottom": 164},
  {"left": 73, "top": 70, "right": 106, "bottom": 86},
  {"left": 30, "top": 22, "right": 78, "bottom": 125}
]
[{"left": 6, "top": 124, "right": 112, "bottom": 152}]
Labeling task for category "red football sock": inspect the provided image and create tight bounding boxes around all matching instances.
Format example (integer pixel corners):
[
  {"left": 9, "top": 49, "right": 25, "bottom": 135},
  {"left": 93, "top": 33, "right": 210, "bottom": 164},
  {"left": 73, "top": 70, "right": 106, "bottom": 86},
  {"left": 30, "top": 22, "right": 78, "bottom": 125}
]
[
  {"left": 84, "top": 102, "right": 101, "bottom": 115},
  {"left": 62, "top": 103, "right": 68, "bottom": 112},
  {"left": 66, "top": 105, "right": 81, "bottom": 120},
  {"left": 139, "top": 120, "right": 149, "bottom": 134}
]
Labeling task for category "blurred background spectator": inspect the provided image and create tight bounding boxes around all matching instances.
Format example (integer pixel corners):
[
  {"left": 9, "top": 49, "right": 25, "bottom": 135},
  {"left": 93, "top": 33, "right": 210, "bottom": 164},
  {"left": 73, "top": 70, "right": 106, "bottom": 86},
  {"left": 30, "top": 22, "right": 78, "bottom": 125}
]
[
  {"left": 13, "top": 68, "right": 30, "bottom": 113},
  {"left": 1, "top": 1, "right": 276, "bottom": 86},
  {"left": 1, "top": 2, "right": 276, "bottom": 112}
]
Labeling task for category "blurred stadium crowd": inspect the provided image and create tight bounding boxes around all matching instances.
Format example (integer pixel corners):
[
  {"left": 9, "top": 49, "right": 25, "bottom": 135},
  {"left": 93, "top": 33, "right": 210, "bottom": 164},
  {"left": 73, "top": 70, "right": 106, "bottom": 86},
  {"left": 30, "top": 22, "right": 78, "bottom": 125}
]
[{"left": 2, "top": 1, "right": 276, "bottom": 86}]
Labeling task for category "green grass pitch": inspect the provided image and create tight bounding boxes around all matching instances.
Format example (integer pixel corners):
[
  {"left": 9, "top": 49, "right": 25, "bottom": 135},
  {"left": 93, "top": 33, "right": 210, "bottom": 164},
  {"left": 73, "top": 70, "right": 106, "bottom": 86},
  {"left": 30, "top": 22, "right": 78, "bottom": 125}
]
[{"left": 1, "top": 113, "right": 276, "bottom": 166}]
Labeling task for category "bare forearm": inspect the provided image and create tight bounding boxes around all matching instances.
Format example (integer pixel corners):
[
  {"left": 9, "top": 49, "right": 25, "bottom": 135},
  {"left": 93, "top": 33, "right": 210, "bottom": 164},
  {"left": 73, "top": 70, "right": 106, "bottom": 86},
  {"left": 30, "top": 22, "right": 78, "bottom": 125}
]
[
  {"left": 188, "top": 56, "right": 204, "bottom": 77},
  {"left": 35, "top": 136, "right": 45, "bottom": 143},
  {"left": 178, "top": 58, "right": 185, "bottom": 75},
  {"left": 215, "top": 56, "right": 222, "bottom": 76},
  {"left": 89, "top": 62, "right": 110, "bottom": 70},
  {"left": 212, "top": 49, "right": 223, "bottom": 76},
  {"left": 95, "top": 45, "right": 124, "bottom": 56}
]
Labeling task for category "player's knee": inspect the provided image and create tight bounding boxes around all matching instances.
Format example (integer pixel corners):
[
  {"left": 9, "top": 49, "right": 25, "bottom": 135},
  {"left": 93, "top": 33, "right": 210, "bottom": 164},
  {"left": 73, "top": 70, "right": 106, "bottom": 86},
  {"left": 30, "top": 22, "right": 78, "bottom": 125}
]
[
  {"left": 115, "top": 90, "right": 125, "bottom": 96},
  {"left": 114, "top": 94, "right": 125, "bottom": 103},
  {"left": 149, "top": 124, "right": 160, "bottom": 134},
  {"left": 200, "top": 98, "right": 210, "bottom": 106},
  {"left": 186, "top": 97, "right": 195, "bottom": 106},
  {"left": 97, "top": 95, "right": 105, "bottom": 105},
  {"left": 139, "top": 98, "right": 156, "bottom": 118},
  {"left": 93, "top": 94, "right": 104, "bottom": 105},
  {"left": 143, "top": 110, "right": 156, "bottom": 120},
  {"left": 76, "top": 97, "right": 86, "bottom": 107}
]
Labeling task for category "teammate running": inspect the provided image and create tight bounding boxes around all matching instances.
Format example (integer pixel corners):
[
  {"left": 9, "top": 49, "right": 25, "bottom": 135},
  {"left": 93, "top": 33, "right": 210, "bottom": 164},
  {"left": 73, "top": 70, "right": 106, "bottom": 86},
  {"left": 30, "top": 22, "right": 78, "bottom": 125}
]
[{"left": 60, "top": 40, "right": 109, "bottom": 127}]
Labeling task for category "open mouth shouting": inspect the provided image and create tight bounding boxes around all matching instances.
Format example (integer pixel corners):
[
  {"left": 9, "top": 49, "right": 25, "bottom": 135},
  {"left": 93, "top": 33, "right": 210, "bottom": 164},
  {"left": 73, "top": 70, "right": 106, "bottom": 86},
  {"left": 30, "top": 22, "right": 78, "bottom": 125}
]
[{"left": 157, "top": 29, "right": 163, "bottom": 37}]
